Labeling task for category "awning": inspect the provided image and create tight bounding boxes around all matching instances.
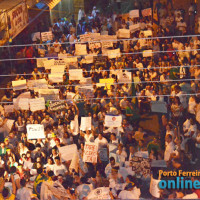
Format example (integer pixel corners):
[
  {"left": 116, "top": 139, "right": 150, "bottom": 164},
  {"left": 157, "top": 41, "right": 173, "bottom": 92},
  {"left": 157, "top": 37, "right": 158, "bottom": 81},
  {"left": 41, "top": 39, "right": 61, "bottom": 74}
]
[
  {"left": 41, "top": 0, "right": 61, "bottom": 10},
  {"left": 0, "top": 0, "right": 23, "bottom": 11}
]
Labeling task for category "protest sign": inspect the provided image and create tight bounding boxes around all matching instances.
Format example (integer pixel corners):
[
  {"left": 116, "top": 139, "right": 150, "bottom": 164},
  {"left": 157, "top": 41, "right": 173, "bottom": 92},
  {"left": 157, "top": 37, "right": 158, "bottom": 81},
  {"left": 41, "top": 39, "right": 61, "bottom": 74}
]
[
  {"left": 66, "top": 92, "right": 76, "bottom": 100},
  {"left": 58, "top": 54, "right": 69, "bottom": 59},
  {"left": 13, "top": 98, "right": 29, "bottom": 110},
  {"left": 80, "top": 117, "right": 92, "bottom": 131},
  {"left": 49, "top": 101, "right": 66, "bottom": 112},
  {"left": 131, "top": 156, "right": 151, "bottom": 178},
  {"left": 109, "top": 144, "right": 118, "bottom": 160},
  {"left": 99, "top": 78, "right": 114, "bottom": 90},
  {"left": 64, "top": 57, "right": 78, "bottom": 63},
  {"left": 143, "top": 50, "right": 153, "bottom": 57},
  {"left": 134, "top": 151, "right": 149, "bottom": 158},
  {"left": 69, "top": 69, "right": 83, "bottom": 80},
  {"left": 149, "top": 176, "right": 161, "bottom": 198},
  {"left": 38, "top": 89, "right": 59, "bottom": 101},
  {"left": 143, "top": 30, "right": 153, "bottom": 37},
  {"left": 99, "top": 148, "right": 108, "bottom": 162},
  {"left": 87, "top": 187, "right": 111, "bottom": 200},
  {"left": 83, "top": 142, "right": 98, "bottom": 163},
  {"left": 4, "top": 119, "right": 14, "bottom": 134},
  {"left": 78, "top": 86, "right": 94, "bottom": 98},
  {"left": 142, "top": 8, "right": 152, "bottom": 17},
  {"left": 27, "top": 79, "right": 48, "bottom": 90},
  {"left": 58, "top": 144, "right": 77, "bottom": 161},
  {"left": 117, "top": 71, "right": 132, "bottom": 83},
  {"left": 117, "top": 29, "right": 130, "bottom": 38},
  {"left": 4, "top": 105, "right": 14, "bottom": 113},
  {"left": 43, "top": 59, "right": 55, "bottom": 69},
  {"left": 12, "top": 80, "right": 27, "bottom": 91},
  {"left": 41, "top": 31, "right": 53, "bottom": 41},
  {"left": 129, "top": 10, "right": 139, "bottom": 18},
  {"left": 107, "top": 48, "right": 121, "bottom": 59},
  {"left": 49, "top": 74, "right": 63, "bottom": 83},
  {"left": 37, "top": 58, "right": 48, "bottom": 68},
  {"left": 31, "top": 32, "right": 40, "bottom": 42},
  {"left": 26, "top": 124, "right": 45, "bottom": 140},
  {"left": 54, "top": 60, "right": 66, "bottom": 66},
  {"left": 88, "top": 42, "right": 101, "bottom": 49},
  {"left": 104, "top": 115, "right": 122, "bottom": 127},
  {"left": 101, "top": 41, "right": 113, "bottom": 49},
  {"left": 75, "top": 44, "right": 87, "bottom": 55},
  {"left": 29, "top": 98, "right": 45, "bottom": 112},
  {"left": 17, "top": 92, "right": 31, "bottom": 99},
  {"left": 151, "top": 101, "right": 167, "bottom": 113},
  {"left": 129, "top": 24, "right": 141, "bottom": 32},
  {"left": 94, "top": 56, "right": 107, "bottom": 67},
  {"left": 50, "top": 65, "right": 65, "bottom": 83},
  {"left": 80, "top": 77, "right": 92, "bottom": 85}
]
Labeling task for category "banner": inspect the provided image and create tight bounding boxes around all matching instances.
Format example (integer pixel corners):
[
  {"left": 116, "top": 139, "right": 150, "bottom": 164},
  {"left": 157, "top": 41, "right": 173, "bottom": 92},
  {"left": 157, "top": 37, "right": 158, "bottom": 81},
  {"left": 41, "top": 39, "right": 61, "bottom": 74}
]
[
  {"left": 131, "top": 156, "right": 151, "bottom": 178},
  {"left": 58, "top": 144, "right": 77, "bottom": 161},
  {"left": 38, "top": 89, "right": 59, "bottom": 101},
  {"left": 75, "top": 44, "right": 87, "bottom": 55},
  {"left": 87, "top": 187, "right": 111, "bottom": 200},
  {"left": 104, "top": 115, "right": 122, "bottom": 127},
  {"left": 49, "top": 101, "right": 66, "bottom": 112},
  {"left": 41, "top": 31, "right": 53, "bottom": 41},
  {"left": 69, "top": 69, "right": 83, "bottom": 80},
  {"left": 129, "top": 10, "right": 139, "bottom": 18},
  {"left": 12, "top": 80, "right": 27, "bottom": 91},
  {"left": 83, "top": 142, "right": 98, "bottom": 163},
  {"left": 117, "top": 29, "right": 130, "bottom": 38},
  {"left": 80, "top": 117, "right": 92, "bottom": 131},
  {"left": 7, "top": 2, "right": 28, "bottom": 39},
  {"left": 151, "top": 101, "right": 167, "bottom": 113},
  {"left": 142, "top": 8, "right": 152, "bottom": 17},
  {"left": 29, "top": 98, "right": 45, "bottom": 112},
  {"left": 26, "top": 124, "right": 45, "bottom": 140}
]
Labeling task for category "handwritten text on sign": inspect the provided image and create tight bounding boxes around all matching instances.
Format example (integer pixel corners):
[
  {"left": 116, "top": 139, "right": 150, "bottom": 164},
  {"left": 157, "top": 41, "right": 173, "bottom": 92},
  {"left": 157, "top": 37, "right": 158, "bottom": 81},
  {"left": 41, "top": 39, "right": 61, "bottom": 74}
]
[{"left": 83, "top": 142, "right": 98, "bottom": 163}]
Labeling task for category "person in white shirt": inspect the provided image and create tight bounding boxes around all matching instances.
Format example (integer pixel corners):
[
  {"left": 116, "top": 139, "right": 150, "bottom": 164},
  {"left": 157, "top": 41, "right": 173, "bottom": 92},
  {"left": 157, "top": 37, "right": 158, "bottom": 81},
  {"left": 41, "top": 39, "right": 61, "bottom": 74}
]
[
  {"left": 16, "top": 179, "right": 32, "bottom": 200},
  {"left": 105, "top": 157, "right": 119, "bottom": 177},
  {"left": 52, "top": 156, "right": 68, "bottom": 176},
  {"left": 95, "top": 133, "right": 108, "bottom": 150},
  {"left": 164, "top": 134, "right": 175, "bottom": 162},
  {"left": 120, "top": 95, "right": 129, "bottom": 109},
  {"left": 53, "top": 39, "right": 61, "bottom": 53}
]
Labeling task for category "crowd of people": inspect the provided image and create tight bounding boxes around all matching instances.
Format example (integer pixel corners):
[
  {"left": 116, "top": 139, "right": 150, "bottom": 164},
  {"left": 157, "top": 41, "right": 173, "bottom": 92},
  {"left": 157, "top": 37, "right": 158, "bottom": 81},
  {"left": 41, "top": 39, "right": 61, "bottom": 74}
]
[{"left": 0, "top": 0, "right": 200, "bottom": 199}]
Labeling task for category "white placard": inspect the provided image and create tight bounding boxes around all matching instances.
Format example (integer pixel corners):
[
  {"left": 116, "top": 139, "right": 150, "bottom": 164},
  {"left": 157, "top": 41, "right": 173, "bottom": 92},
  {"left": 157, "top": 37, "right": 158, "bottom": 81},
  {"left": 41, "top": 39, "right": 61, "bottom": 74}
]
[
  {"left": 43, "top": 59, "right": 55, "bottom": 69},
  {"left": 129, "top": 9, "right": 139, "bottom": 18},
  {"left": 118, "top": 29, "right": 130, "bottom": 38},
  {"left": 69, "top": 69, "right": 83, "bottom": 80},
  {"left": 4, "top": 105, "right": 14, "bottom": 113},
  {"left": 32, "top": 32, "right": 41, "bottom": 42},
  {"left": 101, "top": 41, "right": 113, "bottom": 49},
  {"left": 129, "top": 24, "right": 141, "bottom": 32},
  {"left": 80, "top": 117, "right": 92, "bottom": 131},
  {"left": 49, "top": 74, "right": 63, "bottom": 83},
  {"left": 54, "top": 60, "right": 66, "bottom": 66},
  {"left": 87, "top": 187, "right": 111, "bottom": 200},
  {"left": 104, "top": 115, "right": 122, "bottom": 127},
  {"left": 26, "top": 124, "right": 45, "bottom": 140},
  {"left": 117, "top": 71, "right": 132, "bottom": 83},
  {"left": 12, "top": 80, "right": 27, "bottom": 91},
  {"left": 4, "top": 119, "right": 15, "bottom": 133},
  {"left": 78, "top": 86, "right": 94, "bottom": 98},
  {"left": 75, "top": 44, "right": 87, "bottom": 55},
  {"left": 142, "top": 8, "right": 152, "bottom": 17},
  {"left": 13, "top": 98, "right": 29, "bottom": 110},
  {"left": 143, "top": 50, "right": 153, "bottom": 57},
  {"left": 29, "top": 98, "right": 45, "bottom": 112},
  {"left": 66, "top": 92, "right": 76, "bottom": 100},
  {"left": 38, "top": 89, "right": 59, "bottom": 101},
  {"left": 149, "top": 176, "right": 160, "bottom": 198},
  {"left": 37, "top": 58, "right": 48, "bottom": 68},
  {"left": 64, "top": 57, "right": 78, "bottom": 63},
  {"left": 58, "top": 54, "right": 69, "bottom": 59},
  {"left": 27, "top": 79, "right": 48, "bottom": 90},
  {"left": 80, "top": 77, "right": 92, "bottom": 85},
  {"left": 83, "top": 142, "right": 98, "bottom": 163},
  {"left": 107, "top": 48, "right": 121, "bottom": 59},
  {"left": 58, "top": 144, "right": 77, "bottom": 161},
  {"left": 151, "top": 101, "right": 167, "bottom": 113},
  {"left": 41, "top": 31, "right": 53, "bottom": 41},
  {"left": 143, "top": 30, "right": 153, "bottom": 37}
]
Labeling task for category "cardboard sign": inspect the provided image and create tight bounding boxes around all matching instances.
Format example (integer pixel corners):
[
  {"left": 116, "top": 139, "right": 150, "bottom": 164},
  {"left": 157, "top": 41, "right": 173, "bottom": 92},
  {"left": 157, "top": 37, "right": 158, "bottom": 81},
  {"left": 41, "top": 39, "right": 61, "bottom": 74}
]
[
  {"left": 58, "top": 144, "right": 77, "bottom": 161},
  {"left": 75, "top": 44, "right": 87, "bottom": 55},
  {"left": 43, "top": 59, "right": 55, "bottom": 70},
  {"left": 83, "top": 142, "right": 98, "bottom": 163},
  {"left": 129, "top": 10, "right": 139, "bottom": 18},
  {"left": 117, "top": 29, "right": 130, "bottom": 38},
  {"left": 26, "top": 124, "right": 45, "bottom": 140},
  {"left": 13, "top": 98, "right": 29, "bottom": 110},
  {"left": 151, "top": 101, "right": 167, "bottom": 113},
  {"left": 99, "top": 148, "right": 108, "bottom": 162},
  {"left": 69, "top": 69, "right": 83, "bottom": 80},
  {"left": 49, "top": 101, "right": 66, "bottom": 112},
  {"left": 29, "top": 98, "right": 45, "bottom": 112},
  {"left": 80, "top": 117, "right": 92, "bottom": 131},
  {"left": 37, "top": 58, "right": 48, "bottom": 68},
  {"left": 4, "top": 105, "right": 14, "bottom": 113},
  {"left": 12, "top": 80, "right": 27, "bottom": 91},
  {"left": 27, "top": 79, "right": 48, "bottom": 90},
  {"left": 142, "top": 8, "right": 152, "bottom": 17},
  {"left": 38, "top": 89, "right": 59, "bottom": 101},
  {"left": 41, "top": 31, "right": 53, "bottom": 41},
  {"left": 131, "top": 156, "right": 151, "bottom": 178},
  {"left": 104, "top": 115, "right": 122, "bottom": 127}
]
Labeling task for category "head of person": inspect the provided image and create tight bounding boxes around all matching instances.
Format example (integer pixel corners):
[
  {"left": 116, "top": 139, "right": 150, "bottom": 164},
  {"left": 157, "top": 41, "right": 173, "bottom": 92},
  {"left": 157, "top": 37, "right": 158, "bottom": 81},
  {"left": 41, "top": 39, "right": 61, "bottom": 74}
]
[
  {"left": 110, "top": 157, "right": 115, "bottom": 167},
  {"left": 55, "top": 156, "right": 61, "bottom": 165}
]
